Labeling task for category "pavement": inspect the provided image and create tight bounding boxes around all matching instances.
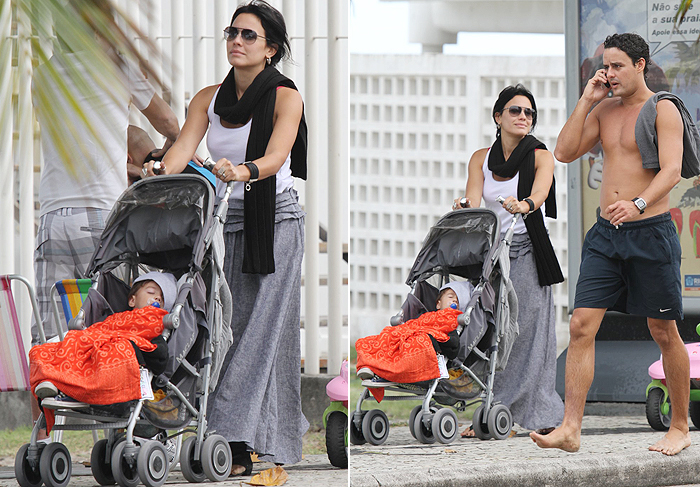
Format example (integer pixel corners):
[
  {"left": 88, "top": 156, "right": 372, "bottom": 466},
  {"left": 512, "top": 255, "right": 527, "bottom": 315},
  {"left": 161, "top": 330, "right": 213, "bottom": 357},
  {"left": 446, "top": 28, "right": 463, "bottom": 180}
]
[
  {"left": 0, "top": 454, "right": 347, "bottom": 487},
  {"left": 349, "top": 403, "right": 700, "bottom": 487}
]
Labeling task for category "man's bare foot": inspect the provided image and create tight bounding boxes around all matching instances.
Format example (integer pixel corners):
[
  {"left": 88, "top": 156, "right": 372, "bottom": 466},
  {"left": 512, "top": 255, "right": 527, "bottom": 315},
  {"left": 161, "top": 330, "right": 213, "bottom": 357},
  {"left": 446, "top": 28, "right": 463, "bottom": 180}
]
[
  {"left": 648, "top": 428, "right": 691, "bottom": 456},
  {"left": 530, "top": 426, "right": 580, "bottom": 452}
]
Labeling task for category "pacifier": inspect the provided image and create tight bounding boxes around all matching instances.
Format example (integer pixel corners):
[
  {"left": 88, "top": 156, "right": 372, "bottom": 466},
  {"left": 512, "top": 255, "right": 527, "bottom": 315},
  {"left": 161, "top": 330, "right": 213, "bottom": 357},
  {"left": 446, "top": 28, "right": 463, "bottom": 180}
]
[
  {"left": 151, "top": 302, "right": 161, "bottom": 308},
  {"left": 450, "top": 303, "right": 457, "bottom": 309}
]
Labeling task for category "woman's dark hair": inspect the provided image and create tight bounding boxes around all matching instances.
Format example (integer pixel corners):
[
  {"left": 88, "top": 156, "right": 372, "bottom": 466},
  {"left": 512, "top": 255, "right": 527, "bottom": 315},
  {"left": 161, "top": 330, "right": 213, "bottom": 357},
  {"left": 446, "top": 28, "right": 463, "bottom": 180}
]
[
  {"left": 492, "top": 84, "right": 538, "bottom": 137},
  {"left": 231, "top": 0, "right": 291, "bottom": 66},
  {"left": 603, "top": 33, "right": 650, "bottom": 77}
]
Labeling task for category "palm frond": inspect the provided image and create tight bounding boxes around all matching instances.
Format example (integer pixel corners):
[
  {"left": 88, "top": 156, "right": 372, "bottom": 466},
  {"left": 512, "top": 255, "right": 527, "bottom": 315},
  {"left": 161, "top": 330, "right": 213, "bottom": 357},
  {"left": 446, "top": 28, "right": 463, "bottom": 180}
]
[{"left": 11, "top": 0, "right": 168, "bottom": 175}]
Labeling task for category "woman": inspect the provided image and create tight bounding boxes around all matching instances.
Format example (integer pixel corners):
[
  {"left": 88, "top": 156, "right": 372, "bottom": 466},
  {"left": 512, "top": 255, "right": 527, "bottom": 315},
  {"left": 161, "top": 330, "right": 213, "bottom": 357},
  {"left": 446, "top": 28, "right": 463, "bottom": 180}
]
[
  {"left": 150, "top": 0, "right": 308, "bottom": 475},
  {"left": 454, "top": 84, "right": 564, "bottom": 436}
]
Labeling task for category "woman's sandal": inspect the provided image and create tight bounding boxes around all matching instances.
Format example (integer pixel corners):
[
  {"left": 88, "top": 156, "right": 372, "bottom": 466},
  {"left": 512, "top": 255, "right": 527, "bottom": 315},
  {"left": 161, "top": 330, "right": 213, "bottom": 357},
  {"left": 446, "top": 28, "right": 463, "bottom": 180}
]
[
  {"left": 461, "top": 425, "right": 476, "bottom": 438},
  {"left": 229, "top": 443, "right": 253, "bottom": 477},
  {"left": 461, "top": 425, "right": 518, "bottom": 438}
]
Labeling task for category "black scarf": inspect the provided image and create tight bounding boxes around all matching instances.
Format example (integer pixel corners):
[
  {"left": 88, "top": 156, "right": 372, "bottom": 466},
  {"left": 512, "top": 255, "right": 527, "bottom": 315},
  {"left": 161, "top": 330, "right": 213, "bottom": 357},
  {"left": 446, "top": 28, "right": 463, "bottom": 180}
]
[
  {"left": 214, "top": 65, "right": 307, "bottom": 274},
  {"left": 489, "top": 135, "right": 564, "bottom": 286}
]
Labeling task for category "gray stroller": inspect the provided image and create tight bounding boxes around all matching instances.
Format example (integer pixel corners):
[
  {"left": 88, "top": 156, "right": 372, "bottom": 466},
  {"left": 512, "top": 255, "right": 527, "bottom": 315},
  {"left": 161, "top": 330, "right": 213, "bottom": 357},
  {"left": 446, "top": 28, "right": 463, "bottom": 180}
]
[
  {"left": 15, "top": 172, "right": 235, "bottom": 487},
  {"left": 351, "top": 207, "right": 519, "bottom": 445}
]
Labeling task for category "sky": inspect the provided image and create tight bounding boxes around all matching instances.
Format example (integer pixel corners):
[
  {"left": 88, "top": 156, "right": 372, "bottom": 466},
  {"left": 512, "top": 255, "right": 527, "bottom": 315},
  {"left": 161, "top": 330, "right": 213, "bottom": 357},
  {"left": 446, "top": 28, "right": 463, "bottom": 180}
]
[{"left": 349, "top": 0, "right": 566, "bottom": 56}]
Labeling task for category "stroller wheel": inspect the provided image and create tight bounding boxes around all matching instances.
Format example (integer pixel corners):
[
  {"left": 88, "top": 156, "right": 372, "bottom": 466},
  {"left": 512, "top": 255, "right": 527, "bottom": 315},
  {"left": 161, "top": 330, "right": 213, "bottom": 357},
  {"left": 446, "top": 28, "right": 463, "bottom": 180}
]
[
  {"left": 362, "top": 409, "right": 390, "bottom": 446},
  {"left": 137, "top": 440, "right": 169, "bottom": 487},
  {"left": 179, "top": 436, "right": 206, "bottom": 483},
  {"left": 91, "top": 439, "right": 116, "bottom": 485},
  {"left": 408, "top": 406, "right": 422, "bottom": 439},
  {"left": 201, "top": 434, "right": 232, "bottom": 482},
  {"left": 413, "top": 411, "right": 436, "bottom": 444},
  {"left": 432, "top": 408, "right": 459, "bottom": 444},
  {"left": 471, "top": 405, "right": 490, "bottom": 440},
  {"left": 646, "top": 387, "right": 671, "bottom": 431},
  {"left": 487, "top": 404, "right": 513, "bottom": 440},
  {"left": 14, "top": 443, "right": 43, "bottom": 487},
  {"left": 349, "top": 411, "right": 367, "bottom": 445},
  {"left": 111, "top": 441, "right": 140, "bottom": 487},
  {"left": 39, "top": 442, "right": 72, "bottom": 487}
]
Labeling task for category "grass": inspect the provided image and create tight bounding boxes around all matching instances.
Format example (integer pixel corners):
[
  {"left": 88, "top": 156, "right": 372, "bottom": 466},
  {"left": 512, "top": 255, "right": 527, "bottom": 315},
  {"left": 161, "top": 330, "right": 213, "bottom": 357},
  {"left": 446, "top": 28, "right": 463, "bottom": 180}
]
[{"left": 0, "top": 427, "right": 327, "bottom": 467}]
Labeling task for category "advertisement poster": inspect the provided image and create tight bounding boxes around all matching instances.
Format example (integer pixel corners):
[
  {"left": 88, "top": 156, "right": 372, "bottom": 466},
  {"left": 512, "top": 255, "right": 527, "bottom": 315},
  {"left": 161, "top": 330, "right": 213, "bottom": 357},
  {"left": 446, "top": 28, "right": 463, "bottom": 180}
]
[{"left": 579, "top": 0, "right": 700, "bottom": 301}]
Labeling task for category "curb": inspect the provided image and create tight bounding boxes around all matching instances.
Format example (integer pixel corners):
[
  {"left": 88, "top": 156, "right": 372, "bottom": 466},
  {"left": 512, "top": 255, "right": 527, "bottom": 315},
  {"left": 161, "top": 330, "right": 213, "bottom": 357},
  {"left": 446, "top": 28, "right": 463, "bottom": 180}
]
[{"left": 351, "top": 449, "right": 700, "bottom": 487}]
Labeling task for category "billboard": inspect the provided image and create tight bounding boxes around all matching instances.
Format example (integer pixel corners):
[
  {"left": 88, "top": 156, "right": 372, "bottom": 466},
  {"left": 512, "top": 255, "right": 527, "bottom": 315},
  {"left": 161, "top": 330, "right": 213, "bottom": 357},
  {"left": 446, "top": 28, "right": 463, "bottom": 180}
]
[{"left": 569, "top": 0, "right": 700, "bottom": 312}]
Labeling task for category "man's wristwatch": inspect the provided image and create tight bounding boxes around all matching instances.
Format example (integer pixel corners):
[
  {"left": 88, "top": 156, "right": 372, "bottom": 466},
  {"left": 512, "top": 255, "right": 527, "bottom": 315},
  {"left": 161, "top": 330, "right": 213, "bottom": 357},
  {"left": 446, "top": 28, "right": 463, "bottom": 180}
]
[{"left": 632, "top": 197, "right": 647, "bottom": 214}]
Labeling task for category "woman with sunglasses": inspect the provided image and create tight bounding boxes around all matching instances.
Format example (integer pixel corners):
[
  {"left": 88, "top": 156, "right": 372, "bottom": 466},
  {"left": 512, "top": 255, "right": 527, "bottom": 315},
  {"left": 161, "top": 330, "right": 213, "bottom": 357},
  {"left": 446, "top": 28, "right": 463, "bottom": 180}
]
[
  {"left": 453, "top": 84, "right": 565, "bottom": 438},
  {"left": 151, "top": 0, "right": 307, "bottom": 476}
]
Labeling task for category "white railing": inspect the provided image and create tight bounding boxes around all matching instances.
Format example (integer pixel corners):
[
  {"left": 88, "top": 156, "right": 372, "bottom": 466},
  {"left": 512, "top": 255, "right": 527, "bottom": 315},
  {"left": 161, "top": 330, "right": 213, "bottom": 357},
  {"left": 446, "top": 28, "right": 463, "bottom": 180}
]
[{"left": 0, "top": 0, "right": 348, "bottom": 374}]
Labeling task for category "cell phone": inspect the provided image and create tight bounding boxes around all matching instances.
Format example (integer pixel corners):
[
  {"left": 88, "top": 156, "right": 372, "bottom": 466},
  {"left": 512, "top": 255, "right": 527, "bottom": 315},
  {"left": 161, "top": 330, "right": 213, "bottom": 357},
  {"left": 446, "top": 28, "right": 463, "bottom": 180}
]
[{"left": 604, "top": 81, "right": 611, "bottom": 88}]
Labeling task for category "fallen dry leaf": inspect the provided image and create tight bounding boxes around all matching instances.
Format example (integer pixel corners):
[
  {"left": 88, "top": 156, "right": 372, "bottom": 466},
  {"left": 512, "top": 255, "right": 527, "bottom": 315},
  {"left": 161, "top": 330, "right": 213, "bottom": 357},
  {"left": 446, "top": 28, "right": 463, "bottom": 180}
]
[
  {"left": 444, "top": 449, "right": 457, "bottom": 454},
  {"left": 246, "top": 466, "right": 288, "bottom": 486},
  {"left": 251, "top": 452, "right": 260, "bottom": 462}
]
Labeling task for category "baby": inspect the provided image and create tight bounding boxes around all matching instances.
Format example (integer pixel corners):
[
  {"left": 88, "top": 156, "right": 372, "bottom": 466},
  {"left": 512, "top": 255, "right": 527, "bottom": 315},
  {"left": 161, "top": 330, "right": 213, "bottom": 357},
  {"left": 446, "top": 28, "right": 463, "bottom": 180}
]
[
  {"left": 30, "top": 272, "right": 177, "bottom": 412},
  {"left": 355, "top": 280, "right": 473, "bottom": 384}
]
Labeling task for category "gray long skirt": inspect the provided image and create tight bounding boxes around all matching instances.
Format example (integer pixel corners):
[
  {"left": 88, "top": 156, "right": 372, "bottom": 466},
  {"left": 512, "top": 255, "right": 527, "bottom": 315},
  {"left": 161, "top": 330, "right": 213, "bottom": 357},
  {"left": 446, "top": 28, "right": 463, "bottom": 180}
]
[
  {"left": 492, "top": 232, "right": 564, "bottom": 430},
  {"left": 207, "top": 190, "right": 309, "bottom": 464}
]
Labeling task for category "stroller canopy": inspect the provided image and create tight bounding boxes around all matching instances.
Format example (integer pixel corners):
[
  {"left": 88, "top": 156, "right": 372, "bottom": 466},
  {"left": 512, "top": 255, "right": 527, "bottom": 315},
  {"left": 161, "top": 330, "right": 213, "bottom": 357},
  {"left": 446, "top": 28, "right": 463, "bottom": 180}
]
[
  {"left": 89, "top": 175, "right": 215, "bottom": 275},
  {"left": 406, "top": 209, "right": 501, "bottom": 286}
]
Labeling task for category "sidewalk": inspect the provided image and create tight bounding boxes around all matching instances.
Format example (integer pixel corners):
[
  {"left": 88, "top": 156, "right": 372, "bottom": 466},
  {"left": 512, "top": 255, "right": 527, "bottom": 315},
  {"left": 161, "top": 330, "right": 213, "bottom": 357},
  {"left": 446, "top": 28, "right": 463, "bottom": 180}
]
[
  {"left": 350, "top": 404, "right": 700, "bottom": 487},
  {"left": 0, "top": 454, "right": 348, "bottom": 487}
]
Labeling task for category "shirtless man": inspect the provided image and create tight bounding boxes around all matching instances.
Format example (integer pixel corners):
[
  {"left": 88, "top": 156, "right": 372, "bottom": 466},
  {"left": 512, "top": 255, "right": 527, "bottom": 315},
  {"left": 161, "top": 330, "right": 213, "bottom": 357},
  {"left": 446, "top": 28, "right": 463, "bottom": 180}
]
[{"left": 530, "top": 33, "right": 690, "bottom": 455}]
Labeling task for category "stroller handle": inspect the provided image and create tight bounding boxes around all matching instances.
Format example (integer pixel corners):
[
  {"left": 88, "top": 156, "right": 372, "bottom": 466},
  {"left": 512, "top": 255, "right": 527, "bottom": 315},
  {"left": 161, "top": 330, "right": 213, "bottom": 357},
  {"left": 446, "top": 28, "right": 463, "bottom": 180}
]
[{"left": 202, "top": 157, "right": 235, "bottom": 224}]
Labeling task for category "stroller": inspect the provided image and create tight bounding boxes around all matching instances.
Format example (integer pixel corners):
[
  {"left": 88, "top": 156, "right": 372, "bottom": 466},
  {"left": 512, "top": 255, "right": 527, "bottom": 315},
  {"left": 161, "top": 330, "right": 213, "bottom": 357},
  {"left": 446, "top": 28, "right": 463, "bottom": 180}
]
[
  {"left": 15, "top": 172, "right": 235, "bottom": 487},
  {"left": 351, "top": 206, "right": 519, "bottom": 445}
]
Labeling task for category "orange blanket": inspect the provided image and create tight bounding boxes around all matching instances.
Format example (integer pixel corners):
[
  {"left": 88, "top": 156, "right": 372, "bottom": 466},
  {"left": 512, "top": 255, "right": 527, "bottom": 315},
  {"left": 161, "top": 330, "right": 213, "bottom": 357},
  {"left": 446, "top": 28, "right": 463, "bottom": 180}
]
[
  {"left": 30, "top": 306, "right": 166, "bottom": 431},
  {"left": 355, "top": 307, "right": 461, "bottom": 385}
]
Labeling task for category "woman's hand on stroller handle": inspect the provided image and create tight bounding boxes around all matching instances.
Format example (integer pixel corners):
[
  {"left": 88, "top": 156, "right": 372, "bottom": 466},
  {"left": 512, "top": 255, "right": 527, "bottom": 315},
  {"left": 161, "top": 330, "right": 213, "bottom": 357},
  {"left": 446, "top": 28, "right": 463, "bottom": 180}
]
[
  {"left": 452, "top": 196, "right": 471, "bottom": 210},
  {"left": 497, "top": 195, "right": 528, "bottom": 219}
]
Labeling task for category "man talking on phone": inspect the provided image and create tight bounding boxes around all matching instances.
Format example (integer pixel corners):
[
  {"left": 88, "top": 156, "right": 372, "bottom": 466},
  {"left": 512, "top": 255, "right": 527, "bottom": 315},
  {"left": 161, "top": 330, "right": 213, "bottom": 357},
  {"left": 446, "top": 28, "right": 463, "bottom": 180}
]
[{"left": 531, "top": 33, "right": 700, "bottom": 456}]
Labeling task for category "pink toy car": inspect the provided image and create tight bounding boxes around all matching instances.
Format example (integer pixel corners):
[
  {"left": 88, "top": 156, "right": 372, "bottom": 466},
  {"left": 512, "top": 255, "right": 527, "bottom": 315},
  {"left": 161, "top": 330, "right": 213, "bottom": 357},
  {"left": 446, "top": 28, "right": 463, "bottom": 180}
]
[
  {"left": 645, "top": 324, "right": 700, "bottom": 431},
  {"left": 324, "top": 360, "right": 348, "bottom": 468}
]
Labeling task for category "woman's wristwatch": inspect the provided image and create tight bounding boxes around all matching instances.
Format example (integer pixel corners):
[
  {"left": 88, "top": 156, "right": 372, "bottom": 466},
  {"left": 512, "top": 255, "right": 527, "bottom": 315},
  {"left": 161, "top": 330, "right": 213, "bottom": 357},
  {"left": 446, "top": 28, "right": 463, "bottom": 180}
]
[
  {"left": 243, "top": 162, "right": 259, "bottom": 191},
  {"left": 243, "top": 162, "right": 259, "bottom": 182},
  {"left": 524, "top": 198, "right": 535, "bottom": 213}
]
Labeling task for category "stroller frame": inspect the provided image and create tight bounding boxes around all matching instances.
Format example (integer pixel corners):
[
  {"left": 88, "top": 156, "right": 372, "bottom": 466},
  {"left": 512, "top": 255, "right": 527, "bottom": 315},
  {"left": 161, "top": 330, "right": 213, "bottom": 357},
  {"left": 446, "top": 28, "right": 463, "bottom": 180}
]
[
  {"left": 16, "top": 174, "right": 235, "bottom": 487},
  {"left": 352, "top": 208, "right": 520, "bottom": 446}
]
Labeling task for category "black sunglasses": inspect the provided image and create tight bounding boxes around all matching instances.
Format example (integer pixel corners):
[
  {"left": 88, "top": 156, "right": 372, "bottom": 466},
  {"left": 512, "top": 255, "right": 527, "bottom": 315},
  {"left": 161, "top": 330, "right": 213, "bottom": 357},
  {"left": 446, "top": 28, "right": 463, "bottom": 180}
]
[
  {"left": 223, "top": 26, "right": 267, "bottom": 44},
  {"left": 503, "top": 105, "right": 536, "bottom": 119}
]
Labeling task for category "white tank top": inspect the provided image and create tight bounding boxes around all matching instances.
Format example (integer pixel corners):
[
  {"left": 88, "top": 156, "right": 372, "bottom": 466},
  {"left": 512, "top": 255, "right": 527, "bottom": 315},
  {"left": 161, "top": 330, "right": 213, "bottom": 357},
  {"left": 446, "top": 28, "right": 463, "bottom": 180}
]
[
  {"left": 206, "top": 86, "right": 293, "bottom": 200},
  {"left": 481, "top": 148, "right": 532, "bottom": 235}
]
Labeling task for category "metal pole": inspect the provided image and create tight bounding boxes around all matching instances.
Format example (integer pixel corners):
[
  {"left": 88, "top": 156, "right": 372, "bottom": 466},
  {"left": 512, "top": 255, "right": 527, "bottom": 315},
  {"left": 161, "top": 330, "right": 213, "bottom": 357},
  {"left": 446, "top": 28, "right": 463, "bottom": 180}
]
[
  {"left": 170, "top": 0, "right": 185, "bottom": 123},
  {"left": 192, "top": 0, "right": 205, "bottom": 94},
  {"left": 0, "top": 0, "right": 14, "bottom": 276},
  {"left": 304, "top": 0, "right": 320, "bottom": 375},
  {"left": 326, "top": 0, "right": 348, "bottom": 374},
  {"left": 17, "top": 5, "right": 35, "bottom": 350},
  {"left": 214, "top": 0, "right": 228, "bottom": 83},
  {"left": 282, "top": 1, "right": 300, "bottom": 85}
]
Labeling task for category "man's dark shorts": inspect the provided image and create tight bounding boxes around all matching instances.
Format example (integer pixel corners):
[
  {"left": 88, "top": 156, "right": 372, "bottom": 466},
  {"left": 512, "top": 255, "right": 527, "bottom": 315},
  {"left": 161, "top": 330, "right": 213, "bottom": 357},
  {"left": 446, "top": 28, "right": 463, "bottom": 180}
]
[{"left": 574, "top": 212, "right": 683, "bottom": 320}]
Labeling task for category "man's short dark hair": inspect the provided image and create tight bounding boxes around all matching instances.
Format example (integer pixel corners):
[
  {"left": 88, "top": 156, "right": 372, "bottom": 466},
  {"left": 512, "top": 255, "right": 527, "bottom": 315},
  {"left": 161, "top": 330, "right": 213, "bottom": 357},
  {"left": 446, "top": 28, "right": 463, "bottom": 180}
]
[{"left": 604, "top": 33, "right": 650, "bottom": 77}]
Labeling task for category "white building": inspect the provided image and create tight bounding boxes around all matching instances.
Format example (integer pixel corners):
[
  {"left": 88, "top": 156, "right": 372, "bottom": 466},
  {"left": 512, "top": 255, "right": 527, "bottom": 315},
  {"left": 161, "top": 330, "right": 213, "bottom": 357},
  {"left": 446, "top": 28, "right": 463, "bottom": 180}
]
[{"left": 349, "top": 53, "right": 572, "bottom": 353}]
